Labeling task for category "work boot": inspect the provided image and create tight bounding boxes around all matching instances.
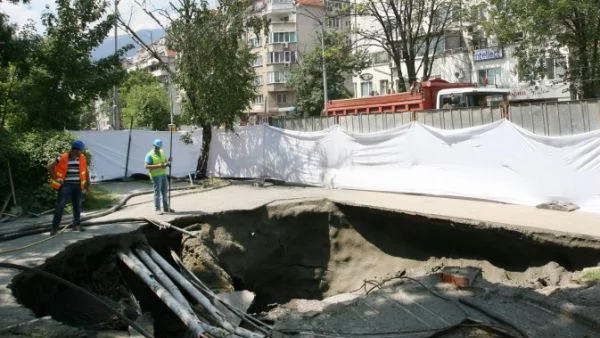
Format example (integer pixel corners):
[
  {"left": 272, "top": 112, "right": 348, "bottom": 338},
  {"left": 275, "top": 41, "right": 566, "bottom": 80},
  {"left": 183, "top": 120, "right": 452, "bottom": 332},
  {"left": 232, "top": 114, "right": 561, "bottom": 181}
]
[
  {"left": 49, "top": 229, "right": 58, "bottom": 236},
  {"left": 156, "top": 210, "right": 164, "bottom": 215},
  {"left": 73, "top": 225, "right": 85, "bottom": 232},
  {"left": 165, "top": 208, "right": 175, "bottom": 213}
]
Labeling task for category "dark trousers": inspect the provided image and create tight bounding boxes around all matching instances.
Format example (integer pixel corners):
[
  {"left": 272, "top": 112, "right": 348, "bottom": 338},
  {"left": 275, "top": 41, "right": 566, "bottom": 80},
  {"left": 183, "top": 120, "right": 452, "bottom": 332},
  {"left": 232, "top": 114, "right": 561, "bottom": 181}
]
[{"left": 52, "top": 183, "right": 82, "bottom": 230}]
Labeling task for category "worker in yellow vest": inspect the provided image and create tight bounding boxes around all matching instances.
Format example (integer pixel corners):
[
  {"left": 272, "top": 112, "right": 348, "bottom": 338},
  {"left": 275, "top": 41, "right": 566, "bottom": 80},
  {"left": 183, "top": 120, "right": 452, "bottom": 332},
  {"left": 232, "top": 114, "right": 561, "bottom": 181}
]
[
  {"left": 145, "top": 138, "right": 173, "bottom": 215},
  {"left": 47, "top": 140, "right": 91, "bottom": 235}
]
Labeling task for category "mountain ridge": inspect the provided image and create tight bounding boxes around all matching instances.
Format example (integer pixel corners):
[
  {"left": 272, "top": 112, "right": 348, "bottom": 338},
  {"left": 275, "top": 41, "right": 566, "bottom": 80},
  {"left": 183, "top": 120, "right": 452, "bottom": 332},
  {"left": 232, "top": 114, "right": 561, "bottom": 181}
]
[{"left": 92, "top": 28, "right": 165, "bottom": 60}]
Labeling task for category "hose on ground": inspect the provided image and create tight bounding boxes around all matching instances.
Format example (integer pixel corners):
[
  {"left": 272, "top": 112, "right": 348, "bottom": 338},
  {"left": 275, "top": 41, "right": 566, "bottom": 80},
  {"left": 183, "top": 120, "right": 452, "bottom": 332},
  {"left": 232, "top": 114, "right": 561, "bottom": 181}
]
[
  {"left": 0, "top": 262, "right": 154, "bottom": 338},
  {"left": 0, "top": 181, "right": 231, "bottom": 243},
  {"left": 0, "top": 181, "right": 231, "bottom": 254}
]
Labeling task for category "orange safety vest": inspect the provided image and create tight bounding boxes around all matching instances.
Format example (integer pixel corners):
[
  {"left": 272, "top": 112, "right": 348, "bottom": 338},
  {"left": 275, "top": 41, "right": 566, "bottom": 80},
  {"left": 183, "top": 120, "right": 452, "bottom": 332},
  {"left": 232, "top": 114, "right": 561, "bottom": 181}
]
[{"left": 50, "top": 153, "right": 88, "bottom": 190}]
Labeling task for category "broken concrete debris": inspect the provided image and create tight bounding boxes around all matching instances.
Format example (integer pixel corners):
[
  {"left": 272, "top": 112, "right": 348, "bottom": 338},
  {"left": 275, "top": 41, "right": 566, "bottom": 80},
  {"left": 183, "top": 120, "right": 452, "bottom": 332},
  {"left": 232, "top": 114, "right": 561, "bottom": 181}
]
[{"left": 536, "top": 201, "right": 580, "bottom": 212}]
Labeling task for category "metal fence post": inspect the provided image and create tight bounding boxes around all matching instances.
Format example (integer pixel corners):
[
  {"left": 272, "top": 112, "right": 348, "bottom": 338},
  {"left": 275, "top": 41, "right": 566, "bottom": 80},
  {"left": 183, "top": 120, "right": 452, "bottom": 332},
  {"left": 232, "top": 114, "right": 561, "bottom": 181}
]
[
  {"left": 556, "top": 102, "right": 562, "bottom": 136},
  {"left": 530, "top": 103, "right": 535, "bottom": 133},
  {"left": 568, "top": 101, "right": 574, "bottom": 134}
]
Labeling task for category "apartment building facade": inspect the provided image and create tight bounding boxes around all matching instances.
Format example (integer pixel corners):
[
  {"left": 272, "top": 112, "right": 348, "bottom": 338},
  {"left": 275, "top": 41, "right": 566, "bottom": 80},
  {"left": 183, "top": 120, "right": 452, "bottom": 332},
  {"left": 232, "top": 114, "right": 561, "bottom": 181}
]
[
  {"left": 352, "top": 1, "right": 570, "bottom": 104},
  {"left": 127, "top": 37, "right": 182, "bottom": 116},
  {"left": 246, "top": 0, "right": 352, "bottom": 121}
]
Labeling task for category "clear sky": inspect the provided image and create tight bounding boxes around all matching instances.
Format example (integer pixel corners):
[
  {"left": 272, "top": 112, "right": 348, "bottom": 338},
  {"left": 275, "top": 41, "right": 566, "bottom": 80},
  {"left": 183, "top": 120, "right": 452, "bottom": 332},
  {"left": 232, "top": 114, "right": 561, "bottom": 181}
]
[{"left": 1, "top": 0, "right": 175, "bottom": 34}]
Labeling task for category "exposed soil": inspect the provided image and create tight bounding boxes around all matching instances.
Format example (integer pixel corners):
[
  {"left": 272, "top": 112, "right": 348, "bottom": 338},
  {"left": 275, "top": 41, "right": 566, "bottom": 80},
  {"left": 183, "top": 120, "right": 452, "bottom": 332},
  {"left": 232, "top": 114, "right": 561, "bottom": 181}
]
[
  {"left": 174, "top": 200, "right": 600, "bottom": 309},
  {"left": 6, "top": 199, "right": 600, "bottom": 337}
]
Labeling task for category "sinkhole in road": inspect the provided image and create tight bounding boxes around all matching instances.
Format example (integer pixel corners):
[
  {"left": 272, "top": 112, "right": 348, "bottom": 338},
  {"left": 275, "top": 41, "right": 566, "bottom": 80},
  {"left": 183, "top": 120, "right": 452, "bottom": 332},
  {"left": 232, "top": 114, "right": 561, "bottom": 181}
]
[{"left": 8, "top": 199, "right": 600, "bottom": 338}]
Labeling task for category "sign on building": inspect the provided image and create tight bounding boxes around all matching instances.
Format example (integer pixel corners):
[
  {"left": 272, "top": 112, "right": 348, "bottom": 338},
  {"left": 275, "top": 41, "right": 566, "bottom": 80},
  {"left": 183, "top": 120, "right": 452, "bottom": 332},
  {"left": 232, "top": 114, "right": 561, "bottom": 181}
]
[{"left": 473, "top": 48, "right": 504, "bottom": 62}]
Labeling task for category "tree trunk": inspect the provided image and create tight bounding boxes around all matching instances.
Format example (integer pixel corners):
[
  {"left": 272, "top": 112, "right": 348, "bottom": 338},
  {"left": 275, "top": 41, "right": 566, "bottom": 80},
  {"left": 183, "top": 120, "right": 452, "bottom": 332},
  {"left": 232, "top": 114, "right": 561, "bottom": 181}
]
[
  {"left": 196, "top": 123, "right": 212, "bottom": 179},
  {"left": 393, "top": 56, "right": 407, "bottom": 92},
  {"left": 405, "top": 58, "right": 418, "bottom": 86}
]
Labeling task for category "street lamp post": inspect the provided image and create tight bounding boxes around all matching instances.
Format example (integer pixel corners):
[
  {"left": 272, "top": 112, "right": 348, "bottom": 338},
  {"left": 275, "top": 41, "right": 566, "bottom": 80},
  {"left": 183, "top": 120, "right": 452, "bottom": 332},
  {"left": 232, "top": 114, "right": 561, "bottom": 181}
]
[
  {"left": 320, "top": 22, "right": 328, "bottom": 114},
  {"left": 113, "top": 0, "right": 121, "bottom": 130}
]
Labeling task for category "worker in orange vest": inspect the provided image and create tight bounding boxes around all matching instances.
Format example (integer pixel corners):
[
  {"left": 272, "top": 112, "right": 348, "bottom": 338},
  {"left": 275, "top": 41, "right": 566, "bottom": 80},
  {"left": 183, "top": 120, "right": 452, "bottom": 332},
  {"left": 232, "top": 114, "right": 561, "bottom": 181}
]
[{"left": 47, "top": 140, "right": 91, "bottom": 235}]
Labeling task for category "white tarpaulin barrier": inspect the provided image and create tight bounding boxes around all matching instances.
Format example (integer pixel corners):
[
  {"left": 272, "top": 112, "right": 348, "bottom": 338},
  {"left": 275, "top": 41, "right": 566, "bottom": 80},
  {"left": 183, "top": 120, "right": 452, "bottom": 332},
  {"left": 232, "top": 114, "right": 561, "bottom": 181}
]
[
  {"left": 207, "top": 121, "right": 600, "bottom": 213},
  {"left": 72, "top": 130, "right": 202, "bottom": 182}
]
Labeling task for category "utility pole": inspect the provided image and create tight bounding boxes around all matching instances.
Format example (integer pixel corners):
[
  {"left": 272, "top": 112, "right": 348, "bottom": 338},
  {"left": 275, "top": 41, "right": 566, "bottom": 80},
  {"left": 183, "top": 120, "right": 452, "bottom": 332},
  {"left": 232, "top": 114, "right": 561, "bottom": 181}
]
[
  {"left": 113, "top": 0, "right": 121, "bottom": 130},
  {"left": 320, "top": 22, "right": 328, "bottom": 115}
]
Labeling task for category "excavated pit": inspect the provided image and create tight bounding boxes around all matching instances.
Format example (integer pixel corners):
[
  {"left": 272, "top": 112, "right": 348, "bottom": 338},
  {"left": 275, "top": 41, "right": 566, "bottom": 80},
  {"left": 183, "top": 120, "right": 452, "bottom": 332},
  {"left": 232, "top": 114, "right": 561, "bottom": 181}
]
[{"left": 8, "top": 200, "right": 600, "bottom": 337}]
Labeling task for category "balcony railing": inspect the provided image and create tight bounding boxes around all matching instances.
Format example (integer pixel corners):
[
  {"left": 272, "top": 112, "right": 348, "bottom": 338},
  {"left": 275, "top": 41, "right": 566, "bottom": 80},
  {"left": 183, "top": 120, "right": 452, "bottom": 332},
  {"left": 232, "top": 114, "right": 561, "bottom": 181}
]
[{"left": 266, "top": 0, "right": 294, "bottom": 13}]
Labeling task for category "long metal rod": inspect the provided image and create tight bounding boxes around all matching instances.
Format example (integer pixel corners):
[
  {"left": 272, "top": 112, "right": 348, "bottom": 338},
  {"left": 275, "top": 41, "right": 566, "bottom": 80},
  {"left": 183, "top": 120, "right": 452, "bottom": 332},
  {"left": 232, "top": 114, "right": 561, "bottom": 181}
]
[
  {"left": 134, "top": 248, "right": 194, "bottom": 313},
  {"left": 117, "top": 250, "right": 208, "bottom": 336},
  {"left": 320, "top": 23, "right": 328, "bottom": 115},
  {"left": 124, "top": 114, "right": 133, "bottom": 180},
  {"left": 113, "top": 0, "right": 121, "bottom": 130}
]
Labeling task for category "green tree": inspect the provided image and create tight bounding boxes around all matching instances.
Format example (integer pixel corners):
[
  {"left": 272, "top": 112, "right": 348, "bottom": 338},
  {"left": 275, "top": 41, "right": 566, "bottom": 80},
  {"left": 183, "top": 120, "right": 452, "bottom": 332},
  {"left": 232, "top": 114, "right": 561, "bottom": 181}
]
[
  {"left": 121, "top": 0, "right": 267, "bottom": 176},
  {"left": 288, "top": 30, "right": 370, "bottom": 116},
  {"left": 120, "top": 70, "right": 171, "bottom": 130},
  {"left": 485, "top": 0, "right": 600, "bottom": 99},
  {"left": 169, "top": 0, "right": 267, "bottom": 175},
  {"left": 357, "top": 0, "right": 457, "bottom": 92},
  {"left": 1, "top": 0, "right": 128, "bottom": 131}
]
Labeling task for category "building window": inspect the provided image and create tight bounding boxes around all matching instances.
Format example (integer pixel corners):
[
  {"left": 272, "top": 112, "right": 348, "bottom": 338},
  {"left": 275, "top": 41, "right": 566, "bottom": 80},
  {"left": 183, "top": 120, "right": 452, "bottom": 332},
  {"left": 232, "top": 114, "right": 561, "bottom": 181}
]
[
  {"left": 268, "top": 51, "right": 297, "bottom": 64},
  {"left": 267, "top": 71, "right": 291, "bottom": 84},
  {"left": 361, "top": 81, "right": 372, "bottom": 97},
  {"left": 253, "top": 75, "right": 263, "bottom": 86},
  {"left": 253, "top": 95, "right": 264, "bottom": 105},
  {"left": 249, "top": 37, "right": 261, "bottom": 48},
  {"left": 276, "top": 93, "right": 287, "bottom": 104},
  {"left": 327, "top": 17, "right": 341, "bottom": 28},
  {"left": 353, "top": 83, "right": 357, "bottom": 97},
  {"left": 253, "top": 55, "right": 262, "bottom": 67},
  {"left": 267, "top": 31, "right": 297, "bottom": 44},
  {"left": 546, "top": 56, "right": 566, "bottom": 80},
  {"left": 371, "top": 51, "right": 389, "bottom": 65},
  {"left": 380, "top": 80, "right": 389, "bottom": 94},
  {"left": 478, "top": 68, "right": 502, "bottom": 85}
]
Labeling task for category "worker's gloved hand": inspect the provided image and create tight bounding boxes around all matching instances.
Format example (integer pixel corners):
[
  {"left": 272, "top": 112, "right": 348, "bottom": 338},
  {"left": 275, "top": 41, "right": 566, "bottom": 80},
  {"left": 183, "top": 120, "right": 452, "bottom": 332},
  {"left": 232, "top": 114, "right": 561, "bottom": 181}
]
[{"left": 165, "top": 163, "right": 171, "bottom": 168}]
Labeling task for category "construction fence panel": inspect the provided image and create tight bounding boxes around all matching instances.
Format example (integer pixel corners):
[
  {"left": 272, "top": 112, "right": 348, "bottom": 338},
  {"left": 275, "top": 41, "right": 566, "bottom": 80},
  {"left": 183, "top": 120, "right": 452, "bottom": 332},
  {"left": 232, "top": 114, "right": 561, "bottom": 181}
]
[
  {"left": 509, "top": 100, "right": 600, "bottom": 135},
  {"left": 268, "top": 100, "right": 600, "bottom": 135},
  {"left": 415, "top": 108, "right": 502, "bottom": 129}
]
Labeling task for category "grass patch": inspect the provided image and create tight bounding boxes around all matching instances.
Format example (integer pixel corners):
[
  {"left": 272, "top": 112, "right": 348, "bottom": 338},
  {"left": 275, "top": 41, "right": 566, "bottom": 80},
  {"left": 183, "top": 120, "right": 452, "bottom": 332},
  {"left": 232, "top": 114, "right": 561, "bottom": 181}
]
[
  {"left": 581, "top": 268, "right": 600, "bottom": 282},
  {"left": 82, "top": 186, "right": 119, "bottom": 211}
]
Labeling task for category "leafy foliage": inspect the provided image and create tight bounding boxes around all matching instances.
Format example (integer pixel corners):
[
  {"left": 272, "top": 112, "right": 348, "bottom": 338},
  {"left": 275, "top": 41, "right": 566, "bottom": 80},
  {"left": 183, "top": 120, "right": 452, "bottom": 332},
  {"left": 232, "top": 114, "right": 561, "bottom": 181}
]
[
  {"left": 0, "top": 130, "right": 80, "bottom": 211},
  {"left": 0, "top": 0, "right": 129, "bottom": 131},
  {"left": 165, "top": 0, "right": 268, "bottom": 175},
  {"left": 120, "top": 70, "right": 172, "bottom": 130},
  {"left": 357, "top": 0, "right": 457, "bottom": 91},
  {"left": 485, "top": 0, "right": 600, "bottom": 99},
  {"left": 288, "top": 29, "right": 370, "bottom": 116},
  {"left": 169, "top": 0, "right": 267, "bottom": 129}
]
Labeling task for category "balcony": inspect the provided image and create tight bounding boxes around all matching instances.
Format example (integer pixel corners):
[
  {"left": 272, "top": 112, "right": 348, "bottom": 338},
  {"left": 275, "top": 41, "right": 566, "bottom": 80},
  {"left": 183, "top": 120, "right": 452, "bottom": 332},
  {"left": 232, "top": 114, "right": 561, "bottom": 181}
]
[
  {"left": 266, "top": 0, "right": 294, "bottom": 13},
  {"left": 265, "top": 83, "right": 290, "bottom": 92}
]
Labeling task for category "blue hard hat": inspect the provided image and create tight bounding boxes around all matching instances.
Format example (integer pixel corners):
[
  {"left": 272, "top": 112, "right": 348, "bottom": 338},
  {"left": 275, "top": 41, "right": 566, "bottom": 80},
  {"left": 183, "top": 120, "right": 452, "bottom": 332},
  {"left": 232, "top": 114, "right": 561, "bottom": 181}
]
[
  {"left": 71, "top": 140, "right": 85, "bottom": 150},
  {"left": 153, "top": 138, "right": 163, "bottom": 147}
]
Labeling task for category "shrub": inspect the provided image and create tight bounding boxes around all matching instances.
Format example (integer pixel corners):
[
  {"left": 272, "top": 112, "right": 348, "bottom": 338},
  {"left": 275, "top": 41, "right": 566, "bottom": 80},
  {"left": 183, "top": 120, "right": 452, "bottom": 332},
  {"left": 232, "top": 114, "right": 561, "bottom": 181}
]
[{"left": 0, "top": 130, "right": 92, "bottom": 212}]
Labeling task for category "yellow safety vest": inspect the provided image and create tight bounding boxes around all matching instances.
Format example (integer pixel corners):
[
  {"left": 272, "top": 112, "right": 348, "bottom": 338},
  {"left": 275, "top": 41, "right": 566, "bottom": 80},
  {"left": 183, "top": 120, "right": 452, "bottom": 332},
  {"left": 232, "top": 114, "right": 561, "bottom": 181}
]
[{"left": 146, "top": 149, "right": 167, "bottom": 179}]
